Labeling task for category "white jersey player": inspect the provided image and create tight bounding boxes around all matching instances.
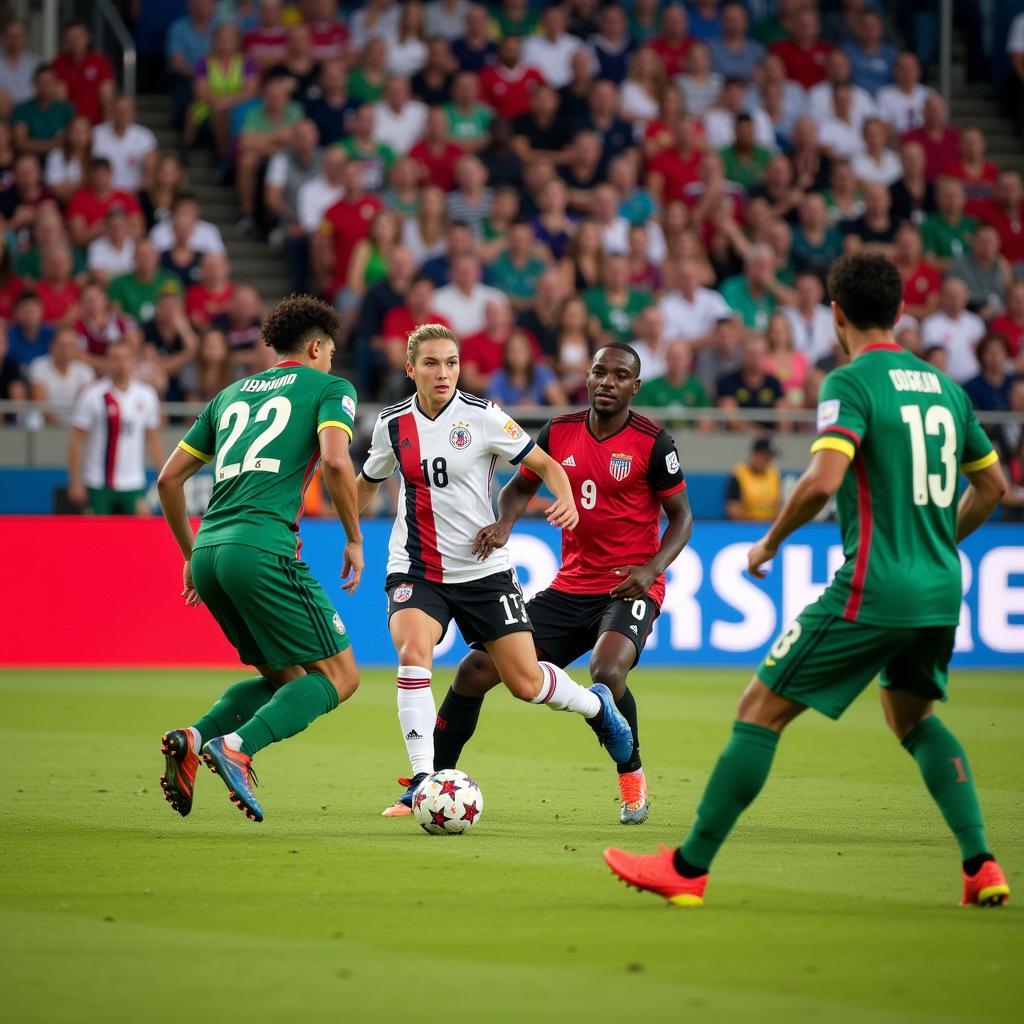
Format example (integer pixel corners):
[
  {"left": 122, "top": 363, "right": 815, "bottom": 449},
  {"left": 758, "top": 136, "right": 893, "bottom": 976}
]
[{"left": 356, "top": 323, "right": 635, "bottom": 816}]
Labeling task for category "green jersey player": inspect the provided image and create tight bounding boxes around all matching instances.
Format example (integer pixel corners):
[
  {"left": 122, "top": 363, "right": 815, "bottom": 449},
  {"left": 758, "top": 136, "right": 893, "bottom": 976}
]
[
  {"left": 606, "top": 252, "right": 1011, "bottom": 908},
  {"left": 156, "top": 296, "right": 363, "bottom": 823}
]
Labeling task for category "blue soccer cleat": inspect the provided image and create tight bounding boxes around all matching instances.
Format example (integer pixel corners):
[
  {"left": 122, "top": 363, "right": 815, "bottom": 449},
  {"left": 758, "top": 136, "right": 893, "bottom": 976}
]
[
  {"left": 589, "top": 684, "right": 634, "bottom": 765},
  {"left": 202, "top": 737, "right": 264, "bottom": 823},
  {"left": 381, "top": 772, "right": 429, "bottom": 817}
]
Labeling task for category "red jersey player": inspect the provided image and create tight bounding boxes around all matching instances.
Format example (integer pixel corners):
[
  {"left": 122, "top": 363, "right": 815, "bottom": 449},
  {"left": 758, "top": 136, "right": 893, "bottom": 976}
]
[{"left": 432, "top": 344, "right": 693, "bottom": 824}]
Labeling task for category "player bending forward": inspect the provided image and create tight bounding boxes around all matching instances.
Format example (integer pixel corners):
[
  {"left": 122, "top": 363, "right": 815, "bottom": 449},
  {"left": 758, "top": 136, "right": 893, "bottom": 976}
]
[
  {"left": 432, "top": 343, "right": 692, "bottom": 824},
  {"left": 356, "top": 323, "right": 634, "bottom": 816},
  {"left": 157, "top": 296, "right": 363, "bottom": 823},
  {"left": 606, "top": 253, "right": 1011, "bottom": 907}
]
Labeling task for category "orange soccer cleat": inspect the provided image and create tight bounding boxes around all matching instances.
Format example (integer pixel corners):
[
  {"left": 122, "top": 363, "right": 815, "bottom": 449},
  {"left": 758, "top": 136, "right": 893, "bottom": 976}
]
[
  {"left": 160, "top": 728, "right": 201, "bottom": 817},
  {"left": 617, "top": 769, "right": 650, "bottom": 825},
  {"left": 604, "top": 845, "right": 707, "bottom": 907},
  {"left": 960, "top": 860, "right": 1010, "bottom": 907}
]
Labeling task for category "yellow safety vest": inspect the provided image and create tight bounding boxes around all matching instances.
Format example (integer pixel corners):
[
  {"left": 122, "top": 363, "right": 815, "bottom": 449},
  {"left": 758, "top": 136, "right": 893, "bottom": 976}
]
[{"left": 732, "top": 462, "right": 781, "bottom": 521}]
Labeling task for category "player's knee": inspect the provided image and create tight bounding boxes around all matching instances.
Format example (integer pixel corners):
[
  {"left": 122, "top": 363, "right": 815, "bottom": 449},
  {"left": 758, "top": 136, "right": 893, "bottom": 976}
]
[
  {"left": 453, "top": 651, "right": 500, "bottom": 698},
  {"left": 396, "top": 640, "right": 432, "bottom": 667},
  {"left": 319, "top": 660, "right": 359, "bottom": 703},
  {"left": 736, "top": 676, "right": 801, "bottom": 732},
  {"left": 589, "top": 661, "right": 627, "bottom": 700},
  {"left": 505, "top": 666, "right": 542, "bottom": 702}
]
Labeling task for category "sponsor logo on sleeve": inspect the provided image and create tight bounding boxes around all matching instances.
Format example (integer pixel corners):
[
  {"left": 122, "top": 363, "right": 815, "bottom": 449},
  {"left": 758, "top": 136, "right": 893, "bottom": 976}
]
[
  {"left": 666, "top": 451, "right": 680, "bottom": 474},
  {"left": 817, "top": 399, "right": 841, "bottom": 431},
  {"left": 342, "top": 395, "right": 356, "bottom": 420},
  {"left": 332, "top": 612, "right": 346, "bottom": 635},
  {"left": 503, "top": 419, "right": 523, "bottom": 439}
]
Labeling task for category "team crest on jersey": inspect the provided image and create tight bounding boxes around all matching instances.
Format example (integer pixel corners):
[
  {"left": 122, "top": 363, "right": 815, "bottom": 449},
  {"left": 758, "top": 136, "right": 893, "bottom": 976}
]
[
  {"left": 449, "top": 421, "right": 472, "bottom": 449},
  {"left": 394, "top": 583, "right": 414, "bottom": 604},
  {"left": 332, "top": 612, "right": 346, "bottom": 635},
  {"left": 503, "top": 418, "right": 523, "bottom": 439},
  {"left": 609, "top": 452, "right": 633, "bottom": 481}
]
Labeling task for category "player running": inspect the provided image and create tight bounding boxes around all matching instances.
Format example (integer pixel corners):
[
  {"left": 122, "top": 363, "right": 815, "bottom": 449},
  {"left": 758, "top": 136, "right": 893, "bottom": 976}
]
[
  {"left": 355, "top": 323, "right": 634, "bottom": 816},
  {"left": 156, "top": 295, "right": 363, "bottom": 823},
  {"left": 605, "top": 252, "right": 1011, "bottom": 907},
  {"left": 431, "top": 343, "right": 693, "bottom": 824}
]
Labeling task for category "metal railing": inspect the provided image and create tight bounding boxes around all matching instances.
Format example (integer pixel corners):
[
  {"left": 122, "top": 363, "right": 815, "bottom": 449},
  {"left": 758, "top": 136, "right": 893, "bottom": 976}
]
[{"left": 91, "top": 0, "right": 136, "bottom": 98}]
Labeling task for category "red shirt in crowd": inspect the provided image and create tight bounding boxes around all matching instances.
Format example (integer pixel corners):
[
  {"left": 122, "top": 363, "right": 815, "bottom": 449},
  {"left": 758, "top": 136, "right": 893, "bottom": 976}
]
[
  {"left": 409, "top": 139, "right": 463, "bottom": 192},
  {"left": 50, "top": 50, "right": 113, "bottom": 124},
  {"left": 0, "top": 274, "right": 25, "bottom": 321},
  {"left": 66, "top": 188, "right": 142, "bottom": 228},
  {"left": 381, "top": 306, "right": 450, "bottom": 341},
  {"left": 942, "top": 159, "right": 1001, "bottom": 218},
  {"left": 243, "top": 27, "right": 288, "bottom": 65},
  {"left": 37, "top": 280, "right": 80, "bottom": 324},
  {"left": 479, "top": 64, "right": 544, "bottom": 120},
  {"left": 903, "top": 124, "right": 960, "bottom": 182},
  {"left": 646, "top": 148, "right": 703, "bottom": 202},
  {"left": 322, "top": 193, "right": 383, "bottom": 293},
  {"left": 978, "top": 200, "right": 1024, "bottom": 264},
  {"left": 901, "top": 260, "right": 943, "bottom": 308},
  {"left": 76, "top": 312, "right": 135, "bottom": 355},
  {"left": 460, "top": 328, "right": 541, "bottom": 376},
  {"left": 647, "top": 37, "right": 691, "bottom": 78},
  {"left": 769, "top": 39, "right": 832, "bottom": 88},
  {"left": 986, "top": 314, "right": 1024, "bottom": 358},
  {"left": 186, "top": 282, "right": 236, "bottom": 327},
  {"left": 308, "top": 22, "right": 348, "bottom": 62}
]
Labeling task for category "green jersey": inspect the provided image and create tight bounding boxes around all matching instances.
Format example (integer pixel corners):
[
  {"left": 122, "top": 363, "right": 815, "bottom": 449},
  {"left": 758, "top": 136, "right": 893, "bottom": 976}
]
[
  {"left": 810, "top": 343, "right": 997, "bottom": 627},
  {"left": 178, "top": 362, "right": 357, "bottom": 558},
  {"left": 583, "top": 287, "right": 653, "bottom": 343}
]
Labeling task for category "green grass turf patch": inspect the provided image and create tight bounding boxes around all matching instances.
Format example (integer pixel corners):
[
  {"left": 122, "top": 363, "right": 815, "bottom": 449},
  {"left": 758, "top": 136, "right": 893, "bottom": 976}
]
[{"left": 1, "top": 668, "right": 1021, "bottom": 1024}]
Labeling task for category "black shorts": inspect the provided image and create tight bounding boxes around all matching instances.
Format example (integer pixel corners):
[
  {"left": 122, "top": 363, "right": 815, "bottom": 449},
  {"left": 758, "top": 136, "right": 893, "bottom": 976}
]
[
  {"left": 521, "top": 586, "right": 660, "bottom": 668},
  {"left": 385, "top": 570, "right": 533, "bottom": 647}
]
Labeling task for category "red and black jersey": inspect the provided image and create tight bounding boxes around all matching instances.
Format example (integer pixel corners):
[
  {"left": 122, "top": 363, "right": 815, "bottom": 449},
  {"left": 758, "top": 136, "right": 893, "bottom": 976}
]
[{"left": 519, "top": 411, "right": 686, "bottom": 606}]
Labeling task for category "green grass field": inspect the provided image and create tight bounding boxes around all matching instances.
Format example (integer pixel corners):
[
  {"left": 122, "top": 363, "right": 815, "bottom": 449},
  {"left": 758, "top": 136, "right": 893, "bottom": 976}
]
[{"left": 1, "top": 667, "right": 1021, "bottom": 1024}]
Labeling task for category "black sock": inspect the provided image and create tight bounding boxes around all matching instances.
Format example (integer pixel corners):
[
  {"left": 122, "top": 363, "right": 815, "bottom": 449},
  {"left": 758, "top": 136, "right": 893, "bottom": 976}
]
[
  {"left": 673, "top": 850, "right": 707, "bottom": 878},
  {"left": 433, "top": 687, "right": 484, "bottom": 770},
  {"left": 963, "top": 853, "right": 995, "bottom": 876},
  {"left": 614, "top": 686, "right": 642, "bottom": 774}
]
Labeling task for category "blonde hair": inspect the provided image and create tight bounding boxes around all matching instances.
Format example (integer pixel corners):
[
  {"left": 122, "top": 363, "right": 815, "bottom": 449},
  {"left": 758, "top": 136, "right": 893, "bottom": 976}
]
[{"left": 406, "top": 323, "right": 458, "bottom": 364}]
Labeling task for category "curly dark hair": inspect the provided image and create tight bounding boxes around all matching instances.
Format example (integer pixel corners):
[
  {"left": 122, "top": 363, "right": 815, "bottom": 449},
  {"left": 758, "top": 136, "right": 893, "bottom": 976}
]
[
  {"left": 827, "top": 253, "right": 903, "bottom": 332},
  {"left": 261, "top": 294, "right": 342, "bottom": 355}
]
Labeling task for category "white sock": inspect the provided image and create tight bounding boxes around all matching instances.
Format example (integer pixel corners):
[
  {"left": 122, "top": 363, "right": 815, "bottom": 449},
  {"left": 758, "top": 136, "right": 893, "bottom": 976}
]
[
  {"left": 222, "top": 732, "right": 243, "bottom": 751},
  {"left": 188, "top": 726, "right": 202, "bottom": 752},
  {"left": 531, "top": 662, "right": 601, "bottom": 718},
  {"left": 397, "top": 665, "right": 435, "bottom": 776}
]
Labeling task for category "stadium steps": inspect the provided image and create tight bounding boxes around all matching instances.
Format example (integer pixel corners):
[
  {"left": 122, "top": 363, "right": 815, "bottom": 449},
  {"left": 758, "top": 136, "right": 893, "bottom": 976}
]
[{"left": 134, "top": 94, "right": 289, "bottom": 307}]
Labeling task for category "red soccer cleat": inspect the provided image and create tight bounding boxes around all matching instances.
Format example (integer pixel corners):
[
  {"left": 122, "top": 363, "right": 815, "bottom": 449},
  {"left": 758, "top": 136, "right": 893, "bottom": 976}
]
[
  {"left": 604, "top": 845, "right": 707, "bottom": 907},
  {"left": 960, "top": 860, "right": 1010, "bottom": 907},
  {"left": 160, "top": 728, "right": 201, "bottom": 817}
]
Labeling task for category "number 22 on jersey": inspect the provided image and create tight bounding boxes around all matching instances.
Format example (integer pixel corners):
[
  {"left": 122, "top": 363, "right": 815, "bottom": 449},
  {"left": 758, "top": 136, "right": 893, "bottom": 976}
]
[{"left": 215, "top": 397, "right": 293, "bottom": 481}]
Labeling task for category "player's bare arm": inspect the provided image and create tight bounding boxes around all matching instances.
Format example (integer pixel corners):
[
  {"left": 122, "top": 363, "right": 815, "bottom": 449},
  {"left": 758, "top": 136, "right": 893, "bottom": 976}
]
[
  {"left": 355, "top": 472, "right": 381, "bottom": 513},
  {"left": 67, "top": 427, "right": 87, "bottom": 507},
  {"left": 157, "top": 447, "right": 207, "bottom": 606},
  {"left": 472, "top": 469, "right": 543, "bottom": 560},
  {"left": 748, "top": 448, "right": 851, "bottom": 578},
  {"left": 611, "top": 488, "right": 693, "bottom": 599},
  {"left": 957, "top": 459, "right": 1009, "bottom": 542},
  {"left": 319, "top": 425, "right": 364, "bottom": 595},
  {"left": 520, "top": 445, "right": 579, "bottom": 531}
]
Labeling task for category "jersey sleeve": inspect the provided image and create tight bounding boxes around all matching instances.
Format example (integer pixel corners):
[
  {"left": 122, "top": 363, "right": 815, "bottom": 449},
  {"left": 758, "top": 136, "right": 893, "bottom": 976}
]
[
  {"left": 69, "top": 387, "right": 98, "bottom": 431},
  {"left": 178, "top": 404, "right": 215, "bottom": 463},
  {"left": 517, "top": 420, "right": 551, "bottom": 482},
  {"left": 144, "top": 388, "right": 160, "bottom": 430},
  {"left": 960, "top": 403, "right": 998, "bottom": 473},
  {"left": 361, "top": 413, "right": 398, "bottom": 482},
  {"left": 483, "top": 403, "right": 535, "bottom": 465},
  {"left": 647, "top": 429, "right": 687, "bottom": 497},
  {"left": 809, "top": 369, "right": 868, "bottom": 461},
  {"left": 317, "top": 376, "right": 357, "bottom": 440}
]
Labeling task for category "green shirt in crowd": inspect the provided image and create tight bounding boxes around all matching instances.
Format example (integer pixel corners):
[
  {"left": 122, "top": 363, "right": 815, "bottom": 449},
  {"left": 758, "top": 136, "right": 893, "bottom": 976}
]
[
  {"left": 583, "top": 287, "right": 653, "bottom": 343},
  {"left": 108, "top": 270, "right": 182, "bottom": 323},
  {"left": 920, "top": 213, "right": 978, "bottom": 262},
  {"left": 486, "top": 252, "right": 548, "bottom": 302},
  {"left": 11, "top": 97, "right": 74, "bottom": 141},
  {"left": 719, "top": 274, "right": 778, "bottom": 331},
  {"left": 442, "top": 102, "right": 493, "bottom": 148},
  {"left": 719, "top": 145, "right": 773, "bottom": 193},
  {"left": 637, "top": 374, "right": 709, "bottom": 411}
]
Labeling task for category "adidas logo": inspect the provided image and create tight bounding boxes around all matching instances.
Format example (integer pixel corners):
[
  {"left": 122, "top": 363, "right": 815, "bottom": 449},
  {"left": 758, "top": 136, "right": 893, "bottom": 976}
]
[
  {"left": 562, "top": 454, "right": 576, "bottom": 466},
  {"left": 630, "top": 625, "right": 639, "bottom": 633},
  {"left": 405, "top": 729, "right": 422, "bottom": 740},
  {"left": 401, "top": 438, "right": 411, "bottom": 448}
]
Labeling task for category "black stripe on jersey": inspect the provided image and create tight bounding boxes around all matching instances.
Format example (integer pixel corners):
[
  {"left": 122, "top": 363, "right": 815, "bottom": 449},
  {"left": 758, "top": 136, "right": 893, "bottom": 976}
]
[
  {"left": 457, "top": 391, "right": 490, "bottom": 409},
  {"left": 388, "top": 416, "right": 426, "bottom": 577},
  {"left": 380, "top": 398, "right": 413, "bottom": 420},
  {"left": 629, "top": 412, "right": 663, "bottom": 436},
  {"left": 552, "top": 410, "right": 588, "bottom": 424},
  {"left": 281, "top": 557, "right": 333, "bottom": 656}
]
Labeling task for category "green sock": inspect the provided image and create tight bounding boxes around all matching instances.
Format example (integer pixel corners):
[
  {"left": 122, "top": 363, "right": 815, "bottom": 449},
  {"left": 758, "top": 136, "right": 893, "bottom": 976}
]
[
  {"left": 901, "top": 716, "right": 989, "bottom": 861},
  {"left": 193, "top": 677, "right": 277, "bottom": 744},
  {"left": 236, "top": 671, "right": 339, "bottom": 757},
  {"left": 679, "top": 720, "right": 780, "bottom": 872}
]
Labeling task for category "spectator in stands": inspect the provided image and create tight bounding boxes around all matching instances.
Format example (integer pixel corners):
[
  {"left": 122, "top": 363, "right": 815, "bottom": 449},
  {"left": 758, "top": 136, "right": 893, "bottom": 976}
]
[
  {"left": 264, "top": 118, "right": 322, "bottom": 248},
  {"left": 11, "top": 64, "right": 74, "bottom": 156},
  {"left": 989, "top": 280, "right": 1024, "bottom": 365},
  {"left": 12, "top": 203, "right": 77, "bottom": 284},
  {"left": 963, "top": 333, "right": 1014, "bottom": 415},
  {"left": 588, "top": 3, "right": 633, "bottom": 86},
  {"left": 523, "top": 4, "right": 584, "bottom": 89},
  {"left": 461, "top": 296, "right": 535, "bottom": 395},
  {"left": 91, "top": 96, "right": 157, "bottom": 195},
  {"left": 411, "top": 37, "right": 455, "bottom": 107},
  {"left": 943, "top": 126, "right": 999, "bottom": 220},
  {"left": 904, "top": 94, "right": 959, "bottom": 182},
  {"left": 236, "top": 71, "right": 305, "bottom": 235},
  {"left": 921, "top": 276, "right": 985, "bottom": 383},
  {"left": 44, "top": 115, "right": 90, "bottom": 203},
  {"left": 782, "top": 272, "right": 834, "bottom": 366},
  {"left": 338, "top": 104, "right": 394, "bottom": 191},
  {"left": 584, "top": 252, "right": 652, "bottom": 346},
  {"left": 0, "top": 236, "right": 24, "bottom": 320},
  {"left": 270, "top": 24, "right": 322, "bottom": 104},
  {"left": 179, "top": 327, "right": 233, "bottom": 402},
  {"left": 770, "top": 6, "right": 830, "bottom": 90},
  {"left": 244, "top": 0, "right": 288, "bottom": 71},
  {"left": 304, "top": 0, "right": 348, "bottom": 62},
  {"left": 75, "top": 281, "right": 139, "bottom": 370},
  {"left": 791, "top": 190, "right": 844, "bottom": 281},
  {"left": 841, "top": 9, "right": 896, "bottom": 96},
  {"left": 763, "top": 310, "right": 809, "bottom": 407},
  {"left": 343, "top": 207, "right": 403, "bottom": 324},
  {"left": 292, "top": 145, "right": 346, "bottom": 292},
  {"left": 676, "top": 41, "right": 721, "bottom": 119},
  {"left": 188, "top": 23, "right": 259, "bottom": 167},
  {"left": 51, "top": 20, "right": 114, "bottom": 126},
  {"left": 6, "top": 291, "right": 54, "bottom": 370},
  {"left": 443, "top": 71, "right": 493, "bottom": 152},
  {"left": 372, "top": 78, "right": 427, "bottom": 162},
  {"left": 450, "top": 4, "right": 494, "bottom": 74},
  {"left": 87, "top": 207, "right": 136, "bottom": 285},
  {"left": 139, "top": 154, "right": 185, "bottom": 230},
  {"left": 515, "top": 265, "right": 565, "bottom": 359},
  {"left": 717, "top": 333, "right": 786, "bottom": 431},
  {"left": 432, "top": 252, "right": 502, "bottom": 337},
  {"left": 410, "top": 107, "right": 461, "bottom": 192},
  {"left": 512, "top": 84, "right": 569, "bottom": 167},
  {"left": 719, "top": 113, "right": 772, "bottom": 193},
  {"left": 477, "top": 34, "right": 539, "bottom": 122},
  {"left": 948, "top": 224, "right": 1011, "bottom": 321},
  {"left": 488, "top": 328, "right": 567, "bottom": 407},
  {"left": 549, "top": 294, "right": 592, "bottom": 400},
  {"left": 0, "top": 18, "right": 40, "bottom": 115},
  {"left": 66, "top": 157, "right": 143, "bottom": 248},
  {"left": 657, "top": 256, "right": 730, "bottom": 345},
  {"left": 109, "top": 239, "right": 181, "bottom": 325},
  {"left": 705, "top": 77, "right": 774, "bottom": 152},
  {"left": 166, "top": 0, "right": 217, "bottom": 130},
  {"left": 304, "top": 60, "right": 355, "bottom": 146},
  {"left": 816, "top": 83, "right": 867, "bottom": 162},
  {"left": 725, "top": 436, "right": 781, "bottom": 520},
  {"left": 212, "top": 284, "right": 264, "bottom": 372},
  {"left": 892, "top": 221, "right": 942, "bottom": 321},
  {"left": 636, "top": 338, "right": 710, "bottom": 422},
  {"left": 852, "top": 118, "right": 902, "bottom": 187},
  {"left": 478, "top": 117, "right": 523, "bottom": 191},
  {"left": 144, "top": 286, "right": 199, "bottom": 399},
  {"left": 877, "top": 52, "right": 933, "bottom": 134},
  {"left": 807, "top": 49, "right": 875, "bottom": 136},
  {"left": 628, "top": 304, "right": 668, "bottom": 378},
  {"left": 979, "top": 170, "right": 1024, "bottom": 274},
  {"left": 619, "top": 46, "right": 664, "bottom": 129},
  {"left": 485, "top": 219, "right": 546, "bottom": 312},
  {"left": 889, "top": 140, "right": 935, "bottom": 225},
  {"left": 27, "top": 324, "right": 94, "bottom": 425},
  {"left": 446, "top": 153, "right": 492, "bottom": 236},
  {"left": 37, "top": 245, "right": 80, "bottom": 327},
  {"left": 920, "top": 177, "right": 976, "bottom": 266},
  {"left": 560, "top": 131, "right": 607, "bottom": 213},
  {"left": 186, "top": 251, "right": 235, "bottom": 328},
  {"left": 426, "top": 0, "right": 470, "bottom": 42},
  {"left": 577, "top": 79, "right": 634, "bottom": 171},
  {"left": 352, "top": 245, "right": 415, "bottom": 390},
  {"left": 843, "top": 182, "right": 897, "bottom": 255},
  {"left": 422, "top": 217, "right": 475, "bottom": 286},
  {"left": 708, "top": 2, "right": 765, "bottom": 83},
  {"left": 378, "top": 263, "right": 442, "bottom": 348}
]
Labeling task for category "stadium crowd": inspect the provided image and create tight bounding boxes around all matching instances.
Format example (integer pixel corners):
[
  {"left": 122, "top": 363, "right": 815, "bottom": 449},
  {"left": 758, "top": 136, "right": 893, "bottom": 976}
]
[{"left": 0, "top": 1, "right": 1021, "bottom": 511}]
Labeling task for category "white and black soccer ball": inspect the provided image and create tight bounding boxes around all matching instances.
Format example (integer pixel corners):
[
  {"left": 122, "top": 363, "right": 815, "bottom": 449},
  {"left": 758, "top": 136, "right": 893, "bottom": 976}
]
[{"left": 412, "top": 769, "right": 483, "bottom": 835}]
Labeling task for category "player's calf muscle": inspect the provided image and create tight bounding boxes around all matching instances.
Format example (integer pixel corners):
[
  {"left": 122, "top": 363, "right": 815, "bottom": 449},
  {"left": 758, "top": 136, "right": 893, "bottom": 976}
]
[{"left": 452, "top": 651, "right": 502, "bottom": 698}]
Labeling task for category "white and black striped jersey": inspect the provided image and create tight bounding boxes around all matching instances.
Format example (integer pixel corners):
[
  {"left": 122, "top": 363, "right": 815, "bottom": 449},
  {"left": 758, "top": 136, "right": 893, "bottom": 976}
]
[{"left": 362, "top": 390, "right": 535, "bottom": 583}]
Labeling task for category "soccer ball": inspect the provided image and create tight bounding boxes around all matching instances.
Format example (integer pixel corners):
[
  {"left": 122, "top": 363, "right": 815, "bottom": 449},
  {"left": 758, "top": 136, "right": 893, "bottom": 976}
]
[{"left": 412, "top": 769, "right": 483, "bottom": 835}]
